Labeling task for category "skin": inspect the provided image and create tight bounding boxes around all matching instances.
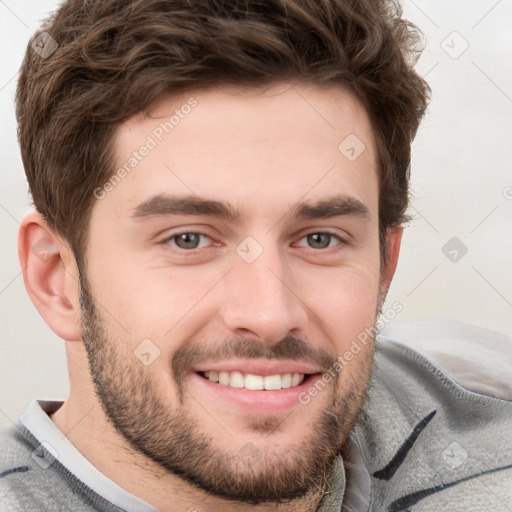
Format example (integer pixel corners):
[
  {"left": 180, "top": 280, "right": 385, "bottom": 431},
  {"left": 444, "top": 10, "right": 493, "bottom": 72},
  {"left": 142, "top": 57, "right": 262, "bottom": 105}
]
[{"left": 18, "top": 82, "right": 402, "bottom": 511}]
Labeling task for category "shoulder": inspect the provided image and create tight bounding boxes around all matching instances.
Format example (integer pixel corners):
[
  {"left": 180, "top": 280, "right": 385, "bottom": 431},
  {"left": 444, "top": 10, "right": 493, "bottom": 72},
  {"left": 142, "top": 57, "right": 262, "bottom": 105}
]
[
  {"left": 0, "top": 423, "right": 97, "bottom": 511},
  {"left": 379, "top": 318, "right": 512, "bottom": 401},
  {"left": 0, "top": 424, "right": 39, "bottom": 509},
  {"left": 356, "top": 319, "right": 512, "bottom": 510},
  {"left": 0, "top": 424, "right": 34, "bottom": 472}
]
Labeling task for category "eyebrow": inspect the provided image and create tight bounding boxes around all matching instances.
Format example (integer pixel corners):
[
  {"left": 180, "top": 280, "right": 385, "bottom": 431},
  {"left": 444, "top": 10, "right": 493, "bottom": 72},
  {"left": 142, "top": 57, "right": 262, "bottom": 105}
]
[{"left": 131, "top": 194, "right": 371, "bottom": 223}]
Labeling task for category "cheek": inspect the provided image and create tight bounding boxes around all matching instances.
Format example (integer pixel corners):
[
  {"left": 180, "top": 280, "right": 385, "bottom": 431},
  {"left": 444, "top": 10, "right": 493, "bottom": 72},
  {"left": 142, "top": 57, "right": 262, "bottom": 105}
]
[
  {"left": 88, "top": 258, "right": 220, "bottom": 342},
  {"left": 302, "top": 262, "right": 380, "bottom": 353}
]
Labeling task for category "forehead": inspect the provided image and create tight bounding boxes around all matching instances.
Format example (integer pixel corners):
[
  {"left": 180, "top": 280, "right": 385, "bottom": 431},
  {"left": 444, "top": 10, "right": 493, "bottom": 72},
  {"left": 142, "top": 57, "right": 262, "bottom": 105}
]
[{"left": 101, "top": 83, "right": 378, "bottom": 224}]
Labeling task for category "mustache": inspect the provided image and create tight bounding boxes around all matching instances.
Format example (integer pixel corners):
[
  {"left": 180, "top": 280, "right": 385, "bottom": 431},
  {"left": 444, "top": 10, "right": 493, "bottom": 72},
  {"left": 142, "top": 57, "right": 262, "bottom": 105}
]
[{"left": 172, "top": 335, "right": 337, "bottom": 387}]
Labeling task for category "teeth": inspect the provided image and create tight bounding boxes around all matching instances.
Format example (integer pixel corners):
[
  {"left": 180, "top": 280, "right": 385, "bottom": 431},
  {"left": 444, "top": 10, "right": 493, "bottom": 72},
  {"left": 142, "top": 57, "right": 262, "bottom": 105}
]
[
  {"left": 264, "top": 375, "right": 281, "bottom": 390},
  {"left": 291, "top": 373, "right": 301, "bottom": 386},
  {"left": 245, "top": 374, "right": 264, "bottom": 390},
  {"left": 281, "top": 374, "right": 292, "bottom": 389},
  {"left": 229, "top": 371, "right": 245, "bottom": 388},
  {"left": 219, "top": 371, "right": 230, "bottom": 386},
  {"left": 203, "top": 371, "right": 305, "bottom": 390}
]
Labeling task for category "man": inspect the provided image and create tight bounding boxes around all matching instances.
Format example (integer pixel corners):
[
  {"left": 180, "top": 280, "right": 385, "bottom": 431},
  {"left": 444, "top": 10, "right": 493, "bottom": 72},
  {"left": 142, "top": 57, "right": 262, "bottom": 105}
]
[{"left": 1, "top": 0, "right": 511, "bottom": 511}]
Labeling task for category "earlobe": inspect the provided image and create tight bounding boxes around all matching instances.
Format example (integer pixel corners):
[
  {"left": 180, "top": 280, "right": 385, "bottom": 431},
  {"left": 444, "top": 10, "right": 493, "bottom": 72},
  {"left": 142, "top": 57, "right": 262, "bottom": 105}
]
[{"left": 18, "top": 211, "right": 82, "bottom": 341}]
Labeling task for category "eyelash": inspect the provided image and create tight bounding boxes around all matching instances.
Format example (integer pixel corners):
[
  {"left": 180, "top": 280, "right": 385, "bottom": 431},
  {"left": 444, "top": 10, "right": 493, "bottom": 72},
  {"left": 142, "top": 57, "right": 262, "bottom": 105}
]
[{"left": 160, "top": 230, "right": 347, "bottom": 253}]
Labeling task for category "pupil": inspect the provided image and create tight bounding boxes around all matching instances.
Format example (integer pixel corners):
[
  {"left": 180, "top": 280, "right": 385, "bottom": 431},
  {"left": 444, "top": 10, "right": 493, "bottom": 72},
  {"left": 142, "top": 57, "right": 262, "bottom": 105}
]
[
  {"left": 179, "top": 233, "right": 199, "bottom": 249},
  {"left": 309, "top": 233, "right": 329, "bottom": 249}
]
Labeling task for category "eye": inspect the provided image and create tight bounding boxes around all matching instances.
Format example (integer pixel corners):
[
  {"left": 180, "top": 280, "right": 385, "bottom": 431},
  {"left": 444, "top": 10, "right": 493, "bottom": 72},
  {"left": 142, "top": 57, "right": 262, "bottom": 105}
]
[
  {"left": 162, "top": 232, "right": 212, "bottom": 250},
  {"left": 296, "top": 232, "right": 344, "bottom": 250}
]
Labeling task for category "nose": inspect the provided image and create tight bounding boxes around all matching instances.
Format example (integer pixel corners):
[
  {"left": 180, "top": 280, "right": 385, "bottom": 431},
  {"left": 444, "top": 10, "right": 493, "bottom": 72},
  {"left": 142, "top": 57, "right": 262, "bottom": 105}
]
[{"left": 221, "top": 242, "right": 308, "bottom": 345}]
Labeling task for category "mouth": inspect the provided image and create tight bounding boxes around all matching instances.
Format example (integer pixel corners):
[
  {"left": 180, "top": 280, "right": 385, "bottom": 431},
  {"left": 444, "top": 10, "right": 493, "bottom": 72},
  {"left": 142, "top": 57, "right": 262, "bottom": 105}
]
[
  {"left": 191, "top": 367, "right": 324, "bottom": 413},
  {"left": 198, "top": 370, "right": 310, "bottom": 390}
]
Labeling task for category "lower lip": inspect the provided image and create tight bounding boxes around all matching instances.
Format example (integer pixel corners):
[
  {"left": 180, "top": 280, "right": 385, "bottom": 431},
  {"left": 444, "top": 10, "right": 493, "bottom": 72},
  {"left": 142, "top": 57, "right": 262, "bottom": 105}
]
[{"left": 190, "top": 372, "right": 323, "bottom": 413}]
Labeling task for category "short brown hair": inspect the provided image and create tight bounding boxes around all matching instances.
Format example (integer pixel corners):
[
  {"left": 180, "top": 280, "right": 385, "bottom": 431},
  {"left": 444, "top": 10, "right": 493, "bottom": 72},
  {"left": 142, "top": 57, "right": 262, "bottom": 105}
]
[{"left": 16, "top": 0, "right": 429, "bottom": 268}]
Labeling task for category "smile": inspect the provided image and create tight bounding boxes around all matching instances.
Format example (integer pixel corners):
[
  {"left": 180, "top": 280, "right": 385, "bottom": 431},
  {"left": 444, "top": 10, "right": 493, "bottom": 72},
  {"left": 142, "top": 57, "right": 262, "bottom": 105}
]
[{"left": 200, "top": 370, "right": 306, "bottom": 390}]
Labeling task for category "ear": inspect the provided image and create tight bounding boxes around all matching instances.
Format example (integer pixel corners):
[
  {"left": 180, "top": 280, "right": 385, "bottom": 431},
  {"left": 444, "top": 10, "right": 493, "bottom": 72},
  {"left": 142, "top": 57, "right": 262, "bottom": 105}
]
[
  {"left": 18, "top": 211, "right": 82, "bottom": 341},
  {"left": 379, "top": 226, "right": 403, "bottom": 304}
]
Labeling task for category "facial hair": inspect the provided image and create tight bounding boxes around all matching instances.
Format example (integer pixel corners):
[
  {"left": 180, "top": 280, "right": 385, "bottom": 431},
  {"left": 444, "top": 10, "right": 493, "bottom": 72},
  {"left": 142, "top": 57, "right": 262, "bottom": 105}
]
[{"left": 78, "top": 268, "right": 377, "bottom": 505}]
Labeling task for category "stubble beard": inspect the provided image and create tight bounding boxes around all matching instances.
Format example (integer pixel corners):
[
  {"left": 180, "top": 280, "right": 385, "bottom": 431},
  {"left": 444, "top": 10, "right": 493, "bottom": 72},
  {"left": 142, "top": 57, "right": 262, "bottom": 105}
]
[{"left": 78, "top": 269, "right": 377, "bottom": 506}]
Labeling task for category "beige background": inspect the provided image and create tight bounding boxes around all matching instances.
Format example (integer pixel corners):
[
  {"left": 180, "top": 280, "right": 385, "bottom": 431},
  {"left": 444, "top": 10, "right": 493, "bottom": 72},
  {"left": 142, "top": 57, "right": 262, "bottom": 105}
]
[{"left": 1, "top": 0, "right": 511, "bottom": 430}]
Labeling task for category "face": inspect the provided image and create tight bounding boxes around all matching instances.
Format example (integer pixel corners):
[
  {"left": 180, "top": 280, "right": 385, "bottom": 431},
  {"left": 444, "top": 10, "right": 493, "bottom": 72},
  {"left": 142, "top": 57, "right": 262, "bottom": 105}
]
[{"left": 80, "top": 83, "right": 383, "bottom": 503}]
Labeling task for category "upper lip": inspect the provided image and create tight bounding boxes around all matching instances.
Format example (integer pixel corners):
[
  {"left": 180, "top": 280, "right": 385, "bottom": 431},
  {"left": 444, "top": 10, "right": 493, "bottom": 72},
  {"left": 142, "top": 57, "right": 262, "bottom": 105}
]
[{"left": 192, "top": 359, "right": 323, "bottom": 376}]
